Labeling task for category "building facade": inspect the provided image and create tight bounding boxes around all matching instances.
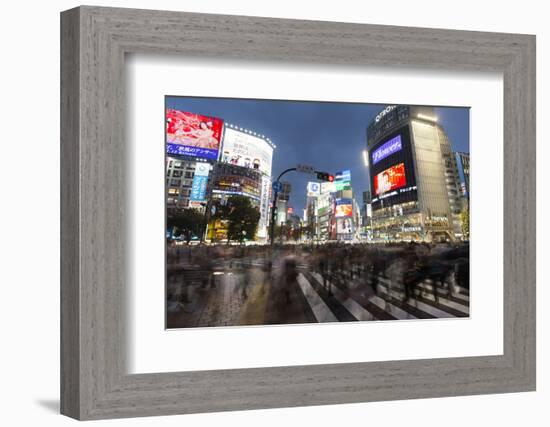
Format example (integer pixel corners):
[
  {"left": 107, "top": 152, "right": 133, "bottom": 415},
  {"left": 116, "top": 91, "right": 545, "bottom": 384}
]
[
  {"left": 166, "top": 112, "right": 275, "bottom": 242},
  {"left": 366, "top": 105, "right": 468, "bottom": 242},
  {"left": 166, "top": 158, "right": 208, "bottom": 215},
  {"left": 206, "top": 162, "right": 263, "bottom": 242},
  {"left": 455, "top": 151, "right": 470, "bottom": 202}
]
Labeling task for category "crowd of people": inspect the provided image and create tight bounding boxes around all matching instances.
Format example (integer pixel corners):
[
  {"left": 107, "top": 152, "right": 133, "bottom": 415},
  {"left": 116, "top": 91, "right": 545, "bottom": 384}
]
[{"left": 166, "top": 241, "right": 469, "bottom": 315}]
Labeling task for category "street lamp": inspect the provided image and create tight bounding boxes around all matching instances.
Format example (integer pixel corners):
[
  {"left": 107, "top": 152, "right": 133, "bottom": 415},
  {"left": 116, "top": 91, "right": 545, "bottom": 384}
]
[{"left": 363, "top": 149, "right": 369, "bottom": 167}]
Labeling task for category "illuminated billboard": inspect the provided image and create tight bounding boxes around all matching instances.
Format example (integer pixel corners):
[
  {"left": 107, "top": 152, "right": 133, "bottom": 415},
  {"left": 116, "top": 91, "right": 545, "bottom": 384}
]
[
  {"left": 257, "top": 175, "right": 271, "bottom": 239},
  {"left": 335, "top": 199, "right": 353, "bottom": 218},
  {"left": 166, "top": 109, "right": 224, "bottom": 160},
  {"left": 335, "top": 170, "right": 351, "bottom": 181},
  {"left": 189, "top": 162, "right": 210, "bottom": 202},
  {"left": 320, "top": 181, "right": 335, "bottom": 194},
  {"left": 372, "top": 135, "right": 402, "bottom": 165},
  {"left": 374, "top": 163, "right": 406, "bottom": 195},
  {"left": 220, "top": 127, "right": 273, "bottom": 177},
  {"left": 307, "top": 182, "right": 321, "bottom": 197},
  {"left": 337, "top": 217, "right": 354, "bottom": 234},
  {"left": 335, "top": 169, "right": 351, "bottom": 191}
]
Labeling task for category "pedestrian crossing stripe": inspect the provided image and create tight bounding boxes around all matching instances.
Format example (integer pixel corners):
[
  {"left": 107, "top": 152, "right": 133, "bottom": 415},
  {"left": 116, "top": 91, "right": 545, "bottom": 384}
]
[
  {"left": 296, "top": 272, "right": 469, "bottom": 323},
  {"left": 310, "top": 273, "right": 376, "bottom": 322},
  {"left": 296, "top": 274, "right": 338, "bottom": 323},
  {"left": 373, "top": 275, "right": 468, "bottom": 304}
]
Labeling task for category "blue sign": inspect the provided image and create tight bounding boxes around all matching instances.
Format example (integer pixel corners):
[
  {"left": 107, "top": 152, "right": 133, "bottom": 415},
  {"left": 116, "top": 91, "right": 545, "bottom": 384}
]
[
  {"left": 272, "top": 181, "right": 283, "bottom": 193},
  {"left": 166, "top": 143, "right": 218, "bottom": 160},
  {"left": 372, "top": 135, "right": 402, "bottom": 165},
  {"left": 336, "top": 198, "right": 353, "bottom": 206},
  {"left": 335, "top": 170, "right": 351, "bottom": 182},
  {"left": 190, "top": 175, "right": 208, "bottom": 201}
]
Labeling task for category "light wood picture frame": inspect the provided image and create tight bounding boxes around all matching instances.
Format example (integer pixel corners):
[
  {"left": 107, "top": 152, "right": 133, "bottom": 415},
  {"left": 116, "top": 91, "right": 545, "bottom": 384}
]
[{"left": 60, "top": 6, "right": 536, "bottom": 420}]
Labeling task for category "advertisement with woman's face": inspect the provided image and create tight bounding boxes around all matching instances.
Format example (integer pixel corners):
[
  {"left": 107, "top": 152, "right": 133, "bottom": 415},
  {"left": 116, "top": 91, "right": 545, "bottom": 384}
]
[
  {"left": 374, "top": 162, "right": 407, "bottom": 195},
  {"left": 166, "top": 109, "right": 224, "bottom": 160}
]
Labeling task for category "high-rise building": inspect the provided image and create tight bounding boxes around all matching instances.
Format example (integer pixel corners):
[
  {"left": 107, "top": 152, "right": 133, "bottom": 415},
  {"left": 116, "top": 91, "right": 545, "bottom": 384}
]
[
  {"left": 274, "top": 181, "right": 292, "bottom": 226},
  {"left": 304, "top": 181, "right": 336, "bottom": 241},
  {"left": 366, "top": 105, "right": 468, "bottom": 242},
  {"left": 455, "top": 151, "right": 470, "bottom": 202}
]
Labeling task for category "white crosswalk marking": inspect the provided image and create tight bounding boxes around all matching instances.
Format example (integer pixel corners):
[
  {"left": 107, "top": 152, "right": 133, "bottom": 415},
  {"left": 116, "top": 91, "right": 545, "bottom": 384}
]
[
  {"left": 375, "top": 277, "right": 467, "bottom": 311},
  {"left": 416, "top": 283, "right": 470, "bottom": 303},
  {"left": 415, "top": 290, "right": 469, "bottom": 314},
  {"left": 368, "top": 295, "right": 417, "bottom": 320},
  {"left": 296, "top": 274, "right": 338, "bottom": 323},
  {"left": 295, "top": 271, "right": 468, "bottom": 322},
  {"left": 412, "top": 299, "right": 457, "bottom": 318},
  {"left": 309, "top": 273, "right": 375, "bottom": 321},
  {"left": 375, "top": 275, "right": 468, "bottom": 315},
  {"left": 373, "top": 279, "right": 459, "bottom": 318}
]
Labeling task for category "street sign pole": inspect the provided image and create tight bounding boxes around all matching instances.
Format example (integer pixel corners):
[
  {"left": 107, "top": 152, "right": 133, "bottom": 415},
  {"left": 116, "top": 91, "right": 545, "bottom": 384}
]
[{"left": 269, "top": 189, "right": 279, "bottom": 246}]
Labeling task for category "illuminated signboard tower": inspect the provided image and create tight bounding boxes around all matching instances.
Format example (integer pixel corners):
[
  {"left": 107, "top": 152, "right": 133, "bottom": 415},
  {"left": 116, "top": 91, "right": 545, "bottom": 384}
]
[
  {"left": 366, "top": 105, "right": 464, "bottom": 242},
  {"left": 208, "top": 123, "right": 275, "bottom": 241}
]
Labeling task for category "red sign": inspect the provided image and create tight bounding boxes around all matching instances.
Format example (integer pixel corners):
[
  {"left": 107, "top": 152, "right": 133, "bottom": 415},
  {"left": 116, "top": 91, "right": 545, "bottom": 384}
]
[
  {"left": 374, "top": 163, "right": 406, "bottom": 195},
  {"left": 166, "top": 109, "right": 224, "bottom": 160}
]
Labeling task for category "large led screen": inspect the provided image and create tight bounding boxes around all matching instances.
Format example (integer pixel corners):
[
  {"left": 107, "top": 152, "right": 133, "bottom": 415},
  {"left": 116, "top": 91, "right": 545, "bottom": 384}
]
[
  {"left": 372, "top": 134, "right": 402, "bottom": 165},
  {"left": 374, "top": 163, "right": 406, "bottom": 195},
  {"left": 335, "top": 199, "right": 353, "bottom": 218},
  {"left": 166, "top": 109, "right": 224, "bottom": 160}
]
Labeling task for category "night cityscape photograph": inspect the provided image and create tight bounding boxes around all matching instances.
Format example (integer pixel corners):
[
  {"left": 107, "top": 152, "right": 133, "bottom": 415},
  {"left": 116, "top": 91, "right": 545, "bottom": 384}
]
[{"left": 165, "top": 97, "right": 470, "bottom": 329}]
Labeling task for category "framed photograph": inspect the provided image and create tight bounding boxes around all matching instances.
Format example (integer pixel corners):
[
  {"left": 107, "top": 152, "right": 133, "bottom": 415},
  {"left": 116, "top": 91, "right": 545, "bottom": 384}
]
[
  {"left": 61, "top": 6, "right": 535, "bottom": 420},
  {"left": 163, "top": 98, "right": 471, "bottom": 330}
]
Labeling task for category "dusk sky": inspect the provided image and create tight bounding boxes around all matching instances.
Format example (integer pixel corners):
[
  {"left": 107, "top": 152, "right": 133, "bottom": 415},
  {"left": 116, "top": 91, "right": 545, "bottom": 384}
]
[{"left": 166, "top": 96, "right": 469, "bottom": 214}]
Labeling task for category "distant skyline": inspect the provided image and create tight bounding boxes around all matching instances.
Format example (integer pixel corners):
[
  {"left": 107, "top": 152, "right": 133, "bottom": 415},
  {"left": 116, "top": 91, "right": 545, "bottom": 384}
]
[{"left": 166, "top": 96, "right": 469, "bottom": 214}]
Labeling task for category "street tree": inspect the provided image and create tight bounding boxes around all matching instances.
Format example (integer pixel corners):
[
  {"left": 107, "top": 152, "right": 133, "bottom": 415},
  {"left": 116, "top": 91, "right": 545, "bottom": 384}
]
[{"left": 224, "top": 196, "right": 261, "bottom": 243}]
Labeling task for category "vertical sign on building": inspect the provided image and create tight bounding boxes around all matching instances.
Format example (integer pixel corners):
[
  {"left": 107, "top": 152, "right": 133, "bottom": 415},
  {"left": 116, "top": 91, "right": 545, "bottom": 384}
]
[
  {"left": 257, "top": 175, "right": 271, "bottom": 238},
  {"left": 189, "top": 162, "right": 210, "bottom": 203},
  {"left": 335, "top": 169, "right": 352, "bottom": 191}
]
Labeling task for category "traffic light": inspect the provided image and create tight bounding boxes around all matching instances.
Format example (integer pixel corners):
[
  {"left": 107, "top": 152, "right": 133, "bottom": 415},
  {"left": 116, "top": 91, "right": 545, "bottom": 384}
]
[{"left": 316, "top": 171, "right": 334, "bottom": 182}]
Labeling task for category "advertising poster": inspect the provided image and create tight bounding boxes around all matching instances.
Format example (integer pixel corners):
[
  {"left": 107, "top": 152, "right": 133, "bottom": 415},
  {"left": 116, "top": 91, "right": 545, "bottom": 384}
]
[
  {"left": 337, "top": 217, "right": 354, "bottom": 234},
  {"left": 335, "top": 198, "right": 353, "bottom": 218},
  {"left": 166, "top": 109, "right": 224, "bottom": 160},
  {"left": 372, "top": 134, "right": 402, "bottom": 165},
  {"left": 220, "top": 127, "right": 274, "bottom": 177},
  {"left": 374, "top": 162, "right": 407, "bottom": 195}
]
